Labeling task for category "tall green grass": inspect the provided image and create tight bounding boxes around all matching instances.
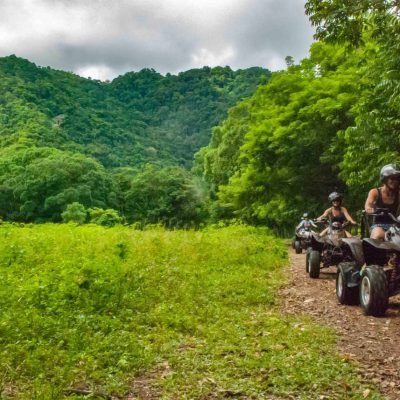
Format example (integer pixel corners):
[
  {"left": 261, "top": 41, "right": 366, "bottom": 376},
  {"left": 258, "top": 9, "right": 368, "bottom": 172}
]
[{"left": 0, "top": 224, "right": 379, "bottom": 399}]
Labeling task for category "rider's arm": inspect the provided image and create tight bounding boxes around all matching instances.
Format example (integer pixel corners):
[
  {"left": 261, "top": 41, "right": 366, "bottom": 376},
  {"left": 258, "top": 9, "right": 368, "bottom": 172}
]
[
  {"left": 295, "top": 221, "right": 303, "bottom": 231},
  {"left": 342, "top": 207, "right": 357, "bottom": 224},
  {"left": 310, "top": 220, "right": 317, "bottom": 228},
  {"left": 316, "top": 208, "right": 330, "bottom": 221},
  {"left": 365, "top": 188, "right": 378, "bottom": 214}
]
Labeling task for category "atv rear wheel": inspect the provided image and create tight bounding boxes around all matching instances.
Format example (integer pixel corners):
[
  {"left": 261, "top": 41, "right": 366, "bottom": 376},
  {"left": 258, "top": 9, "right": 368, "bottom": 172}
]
[
  {"left": 336, "top": 263, "right": 359, "bottom": 305},
  {"left": 295, "top": 240, "right": 302, "bottom": 254},
  {"left": 306, "top": 248, "right": 310, "bottom": 273},
  {"left": 359, "top": 265, "right": 388, "bottom": 317},
  {"left": 308, "top": 250, "right": 320, "bottom": 278}
]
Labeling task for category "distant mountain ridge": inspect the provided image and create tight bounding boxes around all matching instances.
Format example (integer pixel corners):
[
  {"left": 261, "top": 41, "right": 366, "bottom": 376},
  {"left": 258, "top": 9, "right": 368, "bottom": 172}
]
[{"left": 0, "top": 55, "right": 271, "bottom": 169}]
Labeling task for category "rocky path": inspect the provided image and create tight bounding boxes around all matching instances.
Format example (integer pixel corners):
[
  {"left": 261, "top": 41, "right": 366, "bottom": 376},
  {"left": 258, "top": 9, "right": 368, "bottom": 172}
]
[{"left": 281, "top": 249, "right": 400, "bottom": 399}]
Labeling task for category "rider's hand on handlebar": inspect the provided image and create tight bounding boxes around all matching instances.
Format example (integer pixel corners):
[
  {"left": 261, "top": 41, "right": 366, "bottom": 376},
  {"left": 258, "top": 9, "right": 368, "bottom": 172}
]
[{"left": 374, "top": 207, "right": 389, "bottom": 215}]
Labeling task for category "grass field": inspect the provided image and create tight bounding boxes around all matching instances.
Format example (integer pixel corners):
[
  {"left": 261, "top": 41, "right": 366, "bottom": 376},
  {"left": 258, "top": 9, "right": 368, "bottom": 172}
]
[{"left": 0, "top": 224, "right": 380, "bottom": 399}]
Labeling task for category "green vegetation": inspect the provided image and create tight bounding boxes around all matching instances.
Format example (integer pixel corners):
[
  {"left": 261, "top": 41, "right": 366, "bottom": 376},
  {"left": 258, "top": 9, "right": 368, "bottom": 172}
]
[
  {"left": 0, "top": 224, "right": 380, "bottom": 399},
  {"left": 124, "top": 164, "right": 207, "bottom": 227},
  {"left": 0, "top": 145, "right": 116, "bottom": 222},
  {"left": 0, "top": 56, "right": 269, "bottom": 225},
  {"left": 0, "top": 145, "right": 206, "bottom": 225},
  {"left": 61, "top": 202, "right": 87, "bottom": 224},
  {"left": 195, "top": 41, "right": 365, "bottom": 229},
  {"left": 195, "top": 3, "right": 400, "bottom": 230},
  {"left": 0, "top": 57, "right": 270, "bottom": 169}
]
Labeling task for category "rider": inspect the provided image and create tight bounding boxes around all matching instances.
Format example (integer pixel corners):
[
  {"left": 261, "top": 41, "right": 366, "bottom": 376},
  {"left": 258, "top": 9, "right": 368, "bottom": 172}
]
[
  {"left": 365, "top": 164, "right": 400, "bottom": 240},
  {"left": 296, "top": 213, "right": 317, "bottom": 233},
  {"left": 317, "top": 192, "right": 356, "bottom": 238}
]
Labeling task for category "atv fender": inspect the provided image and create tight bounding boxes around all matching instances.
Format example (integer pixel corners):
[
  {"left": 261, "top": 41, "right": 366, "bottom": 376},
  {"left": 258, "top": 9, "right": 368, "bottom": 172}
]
[
  {"left": 363, "top": 238, "right": 400, "bottom": 266},
  {"left": 310, "top": 233, "right": 324, "bottom": 252},
  {"left": 342, "top": 237, "right": 365, "bottom": 267}
]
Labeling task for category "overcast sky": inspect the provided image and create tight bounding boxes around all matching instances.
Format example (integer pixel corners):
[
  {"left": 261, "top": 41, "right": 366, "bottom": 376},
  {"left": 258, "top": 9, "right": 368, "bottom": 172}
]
[{"left": 0, "top": 0, "right": 315, "bottom": 81}]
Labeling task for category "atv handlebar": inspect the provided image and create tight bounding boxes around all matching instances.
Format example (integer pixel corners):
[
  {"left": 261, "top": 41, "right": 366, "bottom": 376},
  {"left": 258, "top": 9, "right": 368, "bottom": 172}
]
[
  {"left": 315, "top": 218, "right": 355, "bottom": 226},
  {"left": 363, "top": 208, "right": 400, "bottom": 224},
  {"left": 365, "top": 207, "right": 389, "bottom": 217}
]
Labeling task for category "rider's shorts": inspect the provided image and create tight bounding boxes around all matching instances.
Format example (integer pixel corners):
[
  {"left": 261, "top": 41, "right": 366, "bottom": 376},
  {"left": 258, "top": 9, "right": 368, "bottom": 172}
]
[{"left": 370, "top": 223, "right": 391, "bottom": 233}]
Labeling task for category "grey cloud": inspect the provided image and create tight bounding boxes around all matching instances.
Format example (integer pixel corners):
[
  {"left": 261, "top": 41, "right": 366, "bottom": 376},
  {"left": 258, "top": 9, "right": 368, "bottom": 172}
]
[
  {"left": 227, "top": 0, "right": 315, "bottom": 68},
  {"left": 0, "top": 0, "right": 314, "bottom": 79},
  {"left": 57, "top": 36, "right": 193, "bottom": 75}
]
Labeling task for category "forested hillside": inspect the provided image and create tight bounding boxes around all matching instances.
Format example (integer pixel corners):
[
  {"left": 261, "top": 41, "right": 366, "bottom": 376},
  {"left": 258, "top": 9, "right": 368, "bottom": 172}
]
[
  {"left": 0, "top": 56, "right": 270, "bottom": 168},
  {"left": 195, "top": 0, "right": 400, "bottom": 231},
  {"left": 0, "top": 56, "right": 270, "bottom": 223}
]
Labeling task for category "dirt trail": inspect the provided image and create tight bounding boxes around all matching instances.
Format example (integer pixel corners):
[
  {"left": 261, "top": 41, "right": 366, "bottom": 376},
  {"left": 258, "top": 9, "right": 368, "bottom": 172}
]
[{"left": 281, "top": 249, "right": 400, "bottom": 399}]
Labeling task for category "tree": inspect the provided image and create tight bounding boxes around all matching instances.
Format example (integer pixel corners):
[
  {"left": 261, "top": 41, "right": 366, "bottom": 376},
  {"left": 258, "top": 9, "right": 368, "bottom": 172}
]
[
  {"left": 196, "top": 41, "right": 365, "bottom": 229},
  {"left": 61, "top": 202, "right": 87, "bottom": 224},
  {"left": 285, "top": 56, "right": 295, "bottom": 68},
  {"left": 304, "top": 0, "right": 399, "bottom": 45},
  {"left": 305, "top": 0, "right": 400, "bottom": 201},
  {"left": 0, "top": 145, "right": 116, "bottom": 222},
  {"left": 88, "top": 207, "right": 122, "bottom": 227},
  {"left": 125, "top": 164, "right": 207, "bottom": 227}
]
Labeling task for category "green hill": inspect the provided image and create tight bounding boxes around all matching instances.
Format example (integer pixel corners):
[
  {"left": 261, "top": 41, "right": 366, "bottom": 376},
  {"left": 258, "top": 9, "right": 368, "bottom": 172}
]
[
  {"left": 0, "top": 55, "right": 270, "bottom": 223},
  {"left": 0, "top": 55, "right": 270, "bottom": 168}
]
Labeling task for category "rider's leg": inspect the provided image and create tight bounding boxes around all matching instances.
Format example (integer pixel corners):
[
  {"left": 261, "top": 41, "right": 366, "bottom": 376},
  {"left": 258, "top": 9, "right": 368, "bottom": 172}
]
[
  {"left": 345, "top": 230, "right": 352, "bottom": 238},
  {"left": 370, "top": 226, "right": 385, "bottom": 240},
  {"left": 319, "top": 227, "right": 328, "bottom": 237}
]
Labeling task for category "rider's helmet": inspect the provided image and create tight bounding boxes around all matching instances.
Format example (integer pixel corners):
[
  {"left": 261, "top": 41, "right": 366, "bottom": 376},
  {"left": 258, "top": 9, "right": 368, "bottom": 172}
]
[
  {"left": 380, "top": 164, "right": 400, "bottom": 181},
  {"left": 303, "top": 213, "right": 308, "bottom": 219},
  {"left": 328, "top": 192, "right": 342, "bottom": 203}
]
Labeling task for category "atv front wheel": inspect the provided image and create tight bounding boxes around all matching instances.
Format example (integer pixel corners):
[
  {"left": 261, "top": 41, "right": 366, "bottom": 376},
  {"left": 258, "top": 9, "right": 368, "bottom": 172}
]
[
  {"left": 294, "top": 240, "right": 302, "bottom": 254},
  {"left": 308, "top": 250, "right": 320, "bottom": 278},
  {"left": 336, "top": 263, "right": 359, "bottom": 305},
  {"left": 360, "top": 265, "right": 388, "bottom": 317},
  {"left": 306, "top": 248, "right": 311, "bottom": 273}
]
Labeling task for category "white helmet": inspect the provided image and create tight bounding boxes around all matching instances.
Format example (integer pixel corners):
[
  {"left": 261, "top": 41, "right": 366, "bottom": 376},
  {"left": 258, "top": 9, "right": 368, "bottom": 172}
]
[{"left": 380, "top": 164, "right": 400, "bottom": 181}]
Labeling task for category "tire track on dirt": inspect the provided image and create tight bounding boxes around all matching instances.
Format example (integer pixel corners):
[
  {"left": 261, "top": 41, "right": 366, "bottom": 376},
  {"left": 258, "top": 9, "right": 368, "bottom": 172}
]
[{"left": 281, "top": 248, "right": 400, "bottom": 399}]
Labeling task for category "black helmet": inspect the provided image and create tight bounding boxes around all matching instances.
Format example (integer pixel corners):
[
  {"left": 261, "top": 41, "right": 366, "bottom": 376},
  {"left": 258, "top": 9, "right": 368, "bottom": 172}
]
[
  {"left": 303, "top": 212, "right": 308, "bottom": 218},
  {"left": 380, "top": 164, "right": 400, "bottom": 181},
  {"left": 328, "top": 192, "right": 342, "bottom": 202}
]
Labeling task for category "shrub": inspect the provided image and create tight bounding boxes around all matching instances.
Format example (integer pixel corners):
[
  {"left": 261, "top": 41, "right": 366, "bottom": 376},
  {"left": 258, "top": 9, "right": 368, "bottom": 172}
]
[
  {"left": 88, "top": 207, "right": 122, "bottom": 227},
  {"left": 61, "top": 202, "right": 87, "bottom": 224}
]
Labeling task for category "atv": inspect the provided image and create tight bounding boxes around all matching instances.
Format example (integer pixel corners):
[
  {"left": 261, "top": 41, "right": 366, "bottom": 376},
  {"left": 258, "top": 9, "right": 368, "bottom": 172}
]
[
  {"left": 336, "top": 209, "right": 400, "bottom": 316},
  {"left": 294, "top": 227, "right": 313, "bottom": 254},
  {"left": 307, "top": 219, "right": 355, "bottom": 279}
]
